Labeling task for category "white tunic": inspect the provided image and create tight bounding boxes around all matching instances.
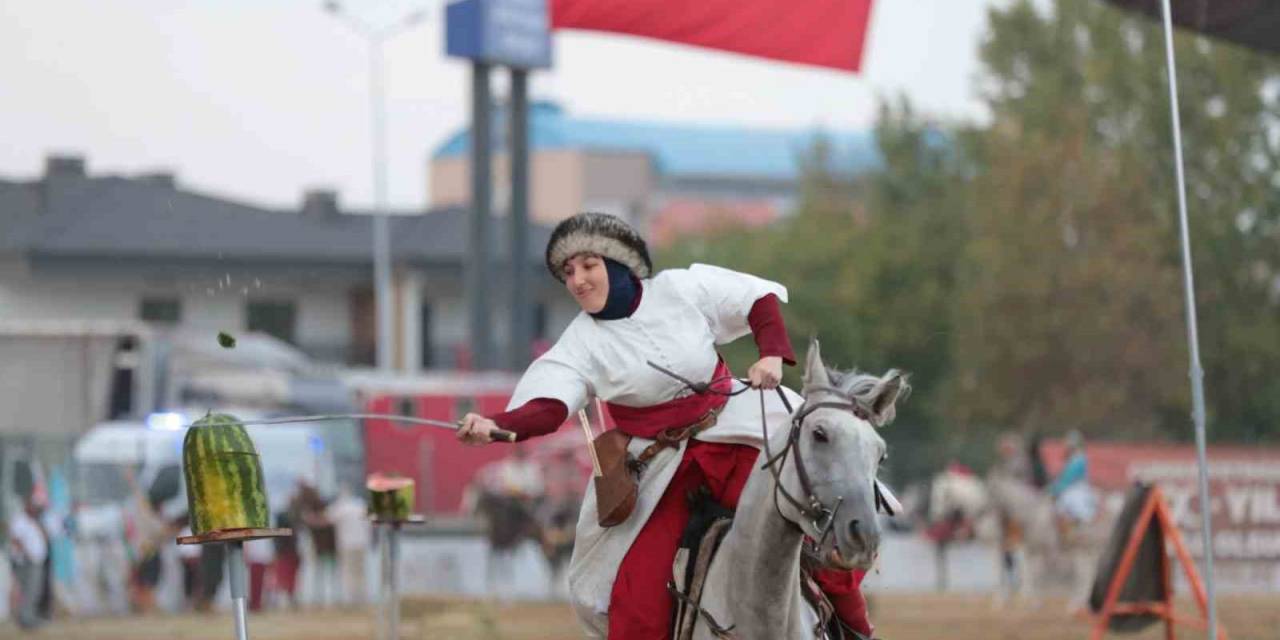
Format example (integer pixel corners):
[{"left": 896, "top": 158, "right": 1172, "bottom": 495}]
[{"left": 507, "top": 264, "right": 802, "bottom": 637}]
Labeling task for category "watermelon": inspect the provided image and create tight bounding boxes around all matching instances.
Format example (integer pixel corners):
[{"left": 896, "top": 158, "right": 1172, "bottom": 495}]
[
  {"left": 367, "top": 474, "right": 415, "bottom": 521},
  {"left": 182, "top": 413, "right": 270, "bottom": 535}
]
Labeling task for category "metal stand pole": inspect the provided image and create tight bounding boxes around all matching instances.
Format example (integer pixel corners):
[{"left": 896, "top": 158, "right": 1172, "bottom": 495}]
[
  {"left": 378, "top": 523, "right": 403, "bottom": 640},
  {"left": 227, "top": 541, "right": 250, "bottom": 640},
  {"left": 390, "top": 523, "right": 401, "bottom": 640},
  {"left": 1157, "top": 2, "right": 1218, "bottom": 637},
  {"left": 378, "top": 524, "right": 390, "bottom": 640}
]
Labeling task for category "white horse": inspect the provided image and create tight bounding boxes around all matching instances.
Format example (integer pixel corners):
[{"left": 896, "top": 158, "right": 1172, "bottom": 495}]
[
  {"left": 986, "top": 470, "right": 1111, "bottom": 610},
  {"left": 693, "top": 339, "right": 907, "bottom": 639},
  {"left": 924, "top": 467, "right": 997, "bottom": 592},
  {"left": 928, "top": 465, "right": 1111, "bottom": 609}
]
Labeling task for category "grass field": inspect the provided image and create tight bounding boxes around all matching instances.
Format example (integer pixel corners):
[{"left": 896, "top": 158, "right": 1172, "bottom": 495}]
[{"left": 8, "top": 593, "right": 1274, "bottom": 639}]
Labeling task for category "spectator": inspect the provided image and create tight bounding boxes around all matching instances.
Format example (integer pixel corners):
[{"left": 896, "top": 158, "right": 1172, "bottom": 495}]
[
  {"left": 494, "top": 445, "right": 546, "bottom": 499},
  {"left": 272, "top": 510, "right": 302, "bottom": 610},
  {"left": 245, "top": 538, "right": 276, "bottom": 612},
  {"left": 8, "top": 494, "right": 49, "bottom": 630},
  {"left": 177, "top": 523, "right": 202, "bottom": 609},
  {"left": 291, "top": 482, "right": 337, "bottom": 607},
  {"left": 326, "top": 487, "right": 371, "bottom": 606}
]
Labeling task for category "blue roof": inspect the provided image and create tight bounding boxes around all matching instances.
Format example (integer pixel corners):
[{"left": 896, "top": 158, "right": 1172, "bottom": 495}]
[{"left": 432, "top": 102, "right": 880, "bottom": 181}]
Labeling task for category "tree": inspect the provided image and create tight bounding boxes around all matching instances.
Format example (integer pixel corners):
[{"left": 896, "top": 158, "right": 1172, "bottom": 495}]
[
  {"left": 657, "top": 0, "right": 1280, "bottom": 482},
  {"left": 956, "top": 0, "right": 1280, "bottom": 442},
  {"left": 660, "top": 102, "right": 968, "bottom": 480}
]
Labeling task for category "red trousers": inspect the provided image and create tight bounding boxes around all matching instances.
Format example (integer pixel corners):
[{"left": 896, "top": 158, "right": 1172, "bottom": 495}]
[{"left": 607, "top": 440, "right": 871, "bottom": 639}]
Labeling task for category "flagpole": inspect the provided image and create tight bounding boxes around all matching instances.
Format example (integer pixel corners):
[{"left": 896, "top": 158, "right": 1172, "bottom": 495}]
[{"left": 1158, "top": 1, "right": 1218, "bottom": 636}]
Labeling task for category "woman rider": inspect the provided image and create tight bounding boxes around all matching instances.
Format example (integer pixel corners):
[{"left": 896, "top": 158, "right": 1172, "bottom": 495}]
[{"left": 457, "top": 212, "right": 871, "bottom": 638}]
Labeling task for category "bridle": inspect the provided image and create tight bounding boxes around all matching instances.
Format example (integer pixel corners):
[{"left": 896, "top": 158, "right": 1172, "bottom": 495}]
[
  {"left": 760, "top": 386, "right": 866, "bottom": 546},
  {"left": 645, "top": 362, "right": 898, "bottom": 546}
]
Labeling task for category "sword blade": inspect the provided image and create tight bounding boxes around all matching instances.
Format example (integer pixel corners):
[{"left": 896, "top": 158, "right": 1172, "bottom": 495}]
[{"left": 181, "top": 413, "right": 516, "bottom": 442}]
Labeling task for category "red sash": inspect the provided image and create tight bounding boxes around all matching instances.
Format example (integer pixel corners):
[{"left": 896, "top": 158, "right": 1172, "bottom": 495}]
[{"left": 605, "top": 360, "right": 732, "bottom": 439}]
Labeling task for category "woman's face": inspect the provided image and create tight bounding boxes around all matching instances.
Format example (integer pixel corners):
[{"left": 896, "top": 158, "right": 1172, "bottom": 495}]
[{"left": 562, "top": 253, "right": 609, "bottom": 313}]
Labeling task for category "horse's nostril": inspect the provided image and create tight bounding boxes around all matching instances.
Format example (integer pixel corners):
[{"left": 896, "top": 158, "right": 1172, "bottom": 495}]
[{"left": 848, "top": 519, "right": 862, "bottom": 544}]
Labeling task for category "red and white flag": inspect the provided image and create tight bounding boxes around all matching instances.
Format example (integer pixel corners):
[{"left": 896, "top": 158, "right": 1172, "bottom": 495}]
[{"left": 552, "top": 0, "right": 874, "bottom": 73}]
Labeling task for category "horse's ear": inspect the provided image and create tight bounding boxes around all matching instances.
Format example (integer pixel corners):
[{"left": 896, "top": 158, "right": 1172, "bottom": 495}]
[
  {"left": 868, "top": 370, "right": 909, "bottom": 427},
  {"left": 803, "top": 337, "right": 831, "bottom": 390}
]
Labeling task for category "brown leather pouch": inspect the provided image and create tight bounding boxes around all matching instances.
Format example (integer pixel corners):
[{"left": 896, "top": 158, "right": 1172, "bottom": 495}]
[{"left": 592, "top": 429, "right": 637, "bottom": 527}]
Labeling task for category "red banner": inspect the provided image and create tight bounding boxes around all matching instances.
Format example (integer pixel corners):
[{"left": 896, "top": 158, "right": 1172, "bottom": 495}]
[{"left": 551, "top": 0, "right": 874, "bottom": 73}]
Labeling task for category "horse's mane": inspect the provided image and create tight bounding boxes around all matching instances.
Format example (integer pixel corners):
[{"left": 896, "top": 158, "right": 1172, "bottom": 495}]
[{"left": 824, "top": 366, "right": 911, "bottom": 426}]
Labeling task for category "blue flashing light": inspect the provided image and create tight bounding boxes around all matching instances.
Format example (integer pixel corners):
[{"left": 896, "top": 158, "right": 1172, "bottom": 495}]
[{"left": 308, "top": 435, "right": 324, "bottom": 454}]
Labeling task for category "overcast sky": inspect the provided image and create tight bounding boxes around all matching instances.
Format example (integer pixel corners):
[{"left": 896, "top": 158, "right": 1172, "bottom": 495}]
[{"left": 0, "top": 0, "right": 1003, "bottom": 209}]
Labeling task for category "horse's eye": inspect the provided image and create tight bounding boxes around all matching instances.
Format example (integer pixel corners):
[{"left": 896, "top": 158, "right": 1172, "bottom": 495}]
[
  {"left": 879, "top": 452, "right": 889, "bottom": 464},
  {"left": 812, "top": 426, "right": 829, "bottom": 443}
]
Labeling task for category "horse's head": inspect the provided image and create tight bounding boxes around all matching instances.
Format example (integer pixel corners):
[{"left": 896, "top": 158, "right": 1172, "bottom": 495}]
[{"left": 779, "top": 338, "right": 907, "bottom": 571}]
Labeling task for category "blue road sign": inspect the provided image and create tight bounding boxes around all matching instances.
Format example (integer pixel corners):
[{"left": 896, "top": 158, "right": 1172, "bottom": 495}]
[{"left": 446, "top": 0, "right": 552, "bottom": 69}]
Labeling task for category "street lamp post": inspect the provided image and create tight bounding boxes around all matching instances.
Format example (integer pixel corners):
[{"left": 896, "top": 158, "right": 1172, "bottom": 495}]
[{"left": 324, "top": 2, "right": 426, "bottom": 372}]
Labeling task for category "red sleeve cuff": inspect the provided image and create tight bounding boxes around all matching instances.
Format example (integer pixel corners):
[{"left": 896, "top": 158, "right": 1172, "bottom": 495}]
[
  {"left": 490, "top": 398, "right": 569, "bottom": 442},
  {"left": 747, "top": 294, "right": 797, "bottom": 365}
]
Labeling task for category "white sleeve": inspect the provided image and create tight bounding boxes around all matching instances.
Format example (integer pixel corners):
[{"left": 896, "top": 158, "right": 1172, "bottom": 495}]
[
  {"left": 506, "top": 331, "right": 594, "bottom": 414},
  {"left": 677, "top": 263, "right": 789, "bottom": 345}
]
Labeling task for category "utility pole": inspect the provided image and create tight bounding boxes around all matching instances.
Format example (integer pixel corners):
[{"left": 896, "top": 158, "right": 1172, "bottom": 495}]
[{"left": 324, "top": 2, "right": 427, "bottom": 371}]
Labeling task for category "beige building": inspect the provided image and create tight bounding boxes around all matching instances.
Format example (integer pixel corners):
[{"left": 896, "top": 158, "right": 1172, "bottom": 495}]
[
  {"left": 431, "top": 148, "right": 654, "bottom": 228},
  {"left": 427, "top": 102, "right": 879, "bottom": 246}
]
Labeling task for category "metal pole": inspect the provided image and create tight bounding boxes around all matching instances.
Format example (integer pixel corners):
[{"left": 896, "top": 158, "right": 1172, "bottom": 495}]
[
  {"left": 389, "top": 523, "right": 402, "bottom": 640},
  {"left": 370, "top": 37, "right": 396, "bottom": 372},
  {"left": 325, "top": 4, "right": 423, "bottom": 372},
  {"left": 227, "top": 542, "right": 250, "bottom": 640},
  {"left": 508, "top": 68, "right": 531, "bottom": 371},
  {"left": 378, "top": 524, "right": 391, "bottom": 640},
  {"left": 1158, "top": 1, "right": 1218, "bottom": 636},
  {"left": 468, "top": 62, "right": 495, "bottom": 370}
]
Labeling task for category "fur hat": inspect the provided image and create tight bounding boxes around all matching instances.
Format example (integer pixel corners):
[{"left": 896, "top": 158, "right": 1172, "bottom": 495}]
[{"left": 545, "top": 212, "right": 653, "bottom": 282}]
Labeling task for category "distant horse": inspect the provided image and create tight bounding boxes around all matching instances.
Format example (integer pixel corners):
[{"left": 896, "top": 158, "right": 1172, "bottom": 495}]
[
  {"left": 985, "top": 470, "right": 1112, "bottom": 610},
  {"left": 927, "top": 465, "right": 1111, "bottom": 609},
  {"left": 923, "top": 467, "right": 995, "bottom": 592}
]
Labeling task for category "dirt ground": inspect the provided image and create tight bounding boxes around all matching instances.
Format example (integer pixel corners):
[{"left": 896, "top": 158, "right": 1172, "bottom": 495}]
[{"left": 7, "top": 593, "right": 1275, "bottom": 639}]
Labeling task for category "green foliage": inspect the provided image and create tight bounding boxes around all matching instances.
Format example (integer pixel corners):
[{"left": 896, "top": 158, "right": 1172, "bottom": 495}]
[
  {"left": 659, "top": 0, "right": 1280, "bottom": 479},
  {"left": 661, "top": 102, "right": 967, "bottom": 480},
  {"left": 964, "top": 0, "right": 1280, "bottom": 442}
]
